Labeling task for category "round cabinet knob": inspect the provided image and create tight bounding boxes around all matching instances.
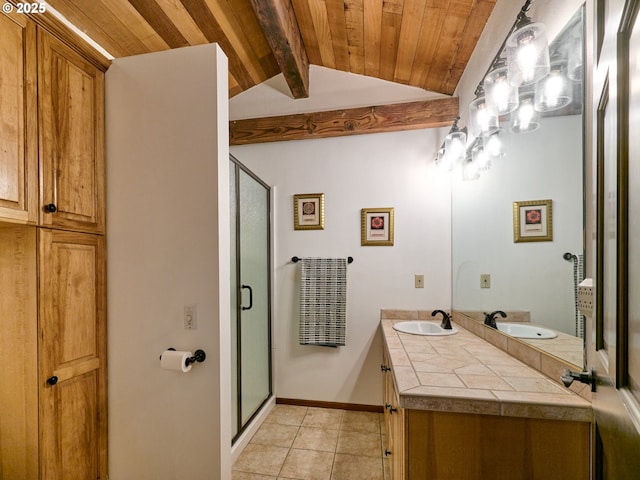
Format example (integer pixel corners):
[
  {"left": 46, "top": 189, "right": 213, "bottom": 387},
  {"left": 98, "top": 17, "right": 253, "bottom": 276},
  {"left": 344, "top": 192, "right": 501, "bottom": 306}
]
[
  {"left": 385, "top": 450, "right": 392, "bottom": 457},
  {"left": 44, "top": 203, "right": 57, "bottom": 213},
  {"left": 47, "top": 376, "right": 58, "bottom": 386}
]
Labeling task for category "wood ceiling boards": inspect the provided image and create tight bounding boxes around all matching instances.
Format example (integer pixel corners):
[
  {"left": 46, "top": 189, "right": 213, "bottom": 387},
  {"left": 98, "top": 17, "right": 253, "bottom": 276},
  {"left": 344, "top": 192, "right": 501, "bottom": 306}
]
[{"left": 44, "top": 0, "right": 496, "bottom": 99}]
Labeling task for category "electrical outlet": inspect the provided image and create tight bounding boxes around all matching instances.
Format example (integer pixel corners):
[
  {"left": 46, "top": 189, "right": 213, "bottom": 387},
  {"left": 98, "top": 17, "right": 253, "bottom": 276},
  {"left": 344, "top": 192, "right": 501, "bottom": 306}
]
[
  {"left": 480, "top": 274, "right": 491, "bottom": 289},
  {"left": 184, "top": 305, "right": 197, "bottom": 330},
  {"left": 415, "top": 274, "right": 425, "bottom": 288}
]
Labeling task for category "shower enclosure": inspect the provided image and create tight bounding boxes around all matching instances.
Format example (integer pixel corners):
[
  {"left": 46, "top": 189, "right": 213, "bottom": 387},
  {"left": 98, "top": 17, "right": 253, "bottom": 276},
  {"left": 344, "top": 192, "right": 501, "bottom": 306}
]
[{"left": 229, "top": 156, "right": 272, "bottom": 443}]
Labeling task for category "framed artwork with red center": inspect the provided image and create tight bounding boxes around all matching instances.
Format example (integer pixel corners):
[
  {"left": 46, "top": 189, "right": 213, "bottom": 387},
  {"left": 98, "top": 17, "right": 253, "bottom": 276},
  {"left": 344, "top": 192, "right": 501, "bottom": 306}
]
[
  {"left": 513, "top": 199, "right": 553, "bottom": 242},
  {"left": 293, "top": 193, "right": 324, "bottom": 230},
  {"left": 361, "top": 208, "right": 394, "bottom": 246}
]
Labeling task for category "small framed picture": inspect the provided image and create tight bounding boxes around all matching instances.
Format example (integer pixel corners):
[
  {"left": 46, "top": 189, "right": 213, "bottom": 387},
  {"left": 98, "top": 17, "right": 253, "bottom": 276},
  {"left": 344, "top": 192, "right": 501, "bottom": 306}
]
[
  {"left": 293, "top": 193, "right": 324, "bottom": 230},
  {"left": 513, "top": 199, "right": 553, "bottom": 242},
  {"left": 361, "top": 208, "right": 394, "bottom": 246}
]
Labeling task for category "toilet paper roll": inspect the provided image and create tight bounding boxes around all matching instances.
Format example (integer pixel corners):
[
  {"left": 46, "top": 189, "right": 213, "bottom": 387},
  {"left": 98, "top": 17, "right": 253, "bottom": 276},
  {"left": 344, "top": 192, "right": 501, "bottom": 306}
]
[{"left": 160, "top": 350, "right": 193, "bottom": 372}]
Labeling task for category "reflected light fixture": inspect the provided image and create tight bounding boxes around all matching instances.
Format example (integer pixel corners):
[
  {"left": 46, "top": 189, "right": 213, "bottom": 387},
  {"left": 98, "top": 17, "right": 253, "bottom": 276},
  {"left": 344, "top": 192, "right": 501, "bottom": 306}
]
[
  {"left": 511, "top": 91, "right": 540, "bottom": 133},
  {"left": 506, "top": 2, "right": 550, "bottom": 86},
  {"left": 534, "top": 52, "right": 572, "bottom": 111},
  {"left": 469, "top": 86, "right": 500, "bottom": 137},
  {"left": 484, "top": 58, "right": 519, "bottom": 116}
]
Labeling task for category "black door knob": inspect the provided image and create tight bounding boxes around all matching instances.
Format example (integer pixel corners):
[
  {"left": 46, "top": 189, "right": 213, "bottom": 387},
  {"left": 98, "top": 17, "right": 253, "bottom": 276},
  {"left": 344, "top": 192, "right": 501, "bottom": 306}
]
[
  {"left": 47, "top": 376, "right": 58, "bottom": 386},
  {"left": 44, "top": 203, "right": 57, "bottom": 213}
]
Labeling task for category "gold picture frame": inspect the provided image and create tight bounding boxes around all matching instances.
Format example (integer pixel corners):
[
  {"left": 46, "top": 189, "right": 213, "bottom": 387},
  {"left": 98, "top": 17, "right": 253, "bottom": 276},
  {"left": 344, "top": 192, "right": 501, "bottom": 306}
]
[
  {"left": 513, "top": 199, "right": 553, "bottom": 242},
  {"left": 293, "top": 193, "right": 324, "bottom": 230},
  {"left": 361, "top": 208, "right": 394, "bottom": 246}
]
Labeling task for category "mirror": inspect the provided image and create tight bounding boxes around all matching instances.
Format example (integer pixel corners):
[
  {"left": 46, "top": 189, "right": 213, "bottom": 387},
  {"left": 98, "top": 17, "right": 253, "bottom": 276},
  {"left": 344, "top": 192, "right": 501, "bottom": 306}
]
[{"left": 452, "top": 7, "right": 585, "bottom": 368}]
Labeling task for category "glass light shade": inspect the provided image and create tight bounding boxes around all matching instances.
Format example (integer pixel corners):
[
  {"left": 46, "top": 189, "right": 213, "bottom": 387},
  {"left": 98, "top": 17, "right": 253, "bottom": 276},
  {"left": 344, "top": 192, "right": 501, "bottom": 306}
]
[
  {"left": 534, "top": 60, "right": 572, "bottom": 111},
  {"left": 506, "top": 21, "right": 550, "bottom": 86},
  {"left": 484, "top": 65, "right": 519, "bottom": 115},
  {"left": 471, "top": 143, "right": 491, "bottom": 172},
  {"left": 462, "top": 156, "right": 480, "bottom": 181},
  {"left": 511, "top": 93, "right": 540, "bottom": 133},
  {"left": 469, "top": 96, "right": 499, "bottom": 137},
  {"left": 484, "top": 130, "right": 505, "bottom": 159},
  {"left": 567, "top": 34, "right": 583, "bottom": 81},
  {"left": 444, "top": 129, "right": 467, "bottom": 167},
  {"left": 436, "top": 147, "right": 453, "bottom": 171}
]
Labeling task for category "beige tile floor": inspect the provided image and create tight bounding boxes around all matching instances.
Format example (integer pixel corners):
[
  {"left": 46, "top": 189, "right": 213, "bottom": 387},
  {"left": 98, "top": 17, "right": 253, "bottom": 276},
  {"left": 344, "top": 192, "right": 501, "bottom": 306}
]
[{"left": 232, "top": 405, "right": 387, "bottom": 480}]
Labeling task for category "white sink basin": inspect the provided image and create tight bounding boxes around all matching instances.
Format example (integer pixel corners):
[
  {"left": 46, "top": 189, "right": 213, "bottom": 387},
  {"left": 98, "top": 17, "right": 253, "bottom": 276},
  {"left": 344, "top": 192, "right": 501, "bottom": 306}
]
[
  {"left": 393, "top": 321, "right": 458, "bottom": 336},
  {"left": 496, "top": 323, "right": 557, "bottom": 339}
]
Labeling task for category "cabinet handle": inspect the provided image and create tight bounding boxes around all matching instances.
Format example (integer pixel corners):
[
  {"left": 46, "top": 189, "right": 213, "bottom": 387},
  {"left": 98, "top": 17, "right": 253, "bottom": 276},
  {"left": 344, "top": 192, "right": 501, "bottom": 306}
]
[
  {"left": 47, "top": 376, "right": 58, "bottom": 386},
  {"left": 385, "top": 449, "right": 392, "bottom": 456},
  {"left": 380, "top": 365, "right": 391, "bottom": 372},
  {"left": 44, "top": 203, "right": 57, "bottom": 213},
  {"left": 385, "top": 403, "right": 397, "bottom": 414}
]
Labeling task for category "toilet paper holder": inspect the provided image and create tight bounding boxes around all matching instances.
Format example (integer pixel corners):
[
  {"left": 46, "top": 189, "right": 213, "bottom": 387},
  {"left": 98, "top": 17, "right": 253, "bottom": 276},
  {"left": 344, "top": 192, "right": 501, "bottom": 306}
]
[{"left": 160, "top": 347, "right": 207, "bottom": 367}]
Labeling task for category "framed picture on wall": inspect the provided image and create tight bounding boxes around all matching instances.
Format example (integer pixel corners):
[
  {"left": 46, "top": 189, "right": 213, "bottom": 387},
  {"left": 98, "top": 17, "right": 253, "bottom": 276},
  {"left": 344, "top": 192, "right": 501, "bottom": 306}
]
[
  {"left": 361, "top": 208, "right": 394, "bottom": 246},
  {"left": 293, "top": 193, "right": 324, "bottom": 230},
  {"left": 513, "top": 199, "right": 553, "bottom": 242}
]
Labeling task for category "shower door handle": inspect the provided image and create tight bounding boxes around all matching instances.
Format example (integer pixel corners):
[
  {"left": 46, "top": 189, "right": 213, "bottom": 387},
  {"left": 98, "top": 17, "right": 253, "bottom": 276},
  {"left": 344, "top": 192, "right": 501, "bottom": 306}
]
[{"left": 241, "top": 284, "right": 253, "bottom": 311}]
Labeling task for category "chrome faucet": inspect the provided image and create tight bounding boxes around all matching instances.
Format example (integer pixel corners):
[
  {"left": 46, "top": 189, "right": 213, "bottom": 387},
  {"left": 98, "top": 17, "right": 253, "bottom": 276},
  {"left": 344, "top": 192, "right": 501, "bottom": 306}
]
[
  {"left": 432, "top": 310, "right": 452, "bottom": 330},
  {"left": 483, "top": 310, "right": 506, "bottom": 329}
]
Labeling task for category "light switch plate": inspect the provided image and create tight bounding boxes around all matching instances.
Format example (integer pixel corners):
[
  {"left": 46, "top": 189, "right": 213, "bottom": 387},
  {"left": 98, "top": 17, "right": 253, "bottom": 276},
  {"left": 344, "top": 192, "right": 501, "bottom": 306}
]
[
  {"left": 184, "top": 305, "right": 197, "bottom": 330},
  {"left": 480, "top": 274, "right": 491, "bottom": 289},
  {"left": 415, "top": 274, "right": 425, "bottom": 288}
]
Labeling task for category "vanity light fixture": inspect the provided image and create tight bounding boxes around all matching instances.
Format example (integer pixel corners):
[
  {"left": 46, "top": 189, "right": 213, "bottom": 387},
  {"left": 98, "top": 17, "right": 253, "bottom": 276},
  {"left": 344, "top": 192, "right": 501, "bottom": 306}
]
[
  {"left": 443, "top": 117, "right": 467, "bottom": 167},
  {"left": 468, "top": 86, "right": 500, "bottom": 137},
  {"left": 506, "top": 1, "right": 550, "bottom": 87}
]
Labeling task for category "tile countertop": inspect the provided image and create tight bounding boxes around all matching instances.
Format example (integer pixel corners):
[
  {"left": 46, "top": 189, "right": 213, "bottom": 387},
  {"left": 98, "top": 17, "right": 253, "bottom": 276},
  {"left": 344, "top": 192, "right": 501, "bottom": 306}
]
[{"left": 381, "top": 318, "right": 593, "bottom": 423}]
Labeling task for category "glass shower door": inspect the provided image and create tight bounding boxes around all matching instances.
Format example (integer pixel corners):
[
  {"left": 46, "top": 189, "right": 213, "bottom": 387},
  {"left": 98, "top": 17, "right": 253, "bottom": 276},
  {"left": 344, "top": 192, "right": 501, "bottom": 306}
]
[{"left": 230, "top": 157, "right": 271, "bottom": 442}]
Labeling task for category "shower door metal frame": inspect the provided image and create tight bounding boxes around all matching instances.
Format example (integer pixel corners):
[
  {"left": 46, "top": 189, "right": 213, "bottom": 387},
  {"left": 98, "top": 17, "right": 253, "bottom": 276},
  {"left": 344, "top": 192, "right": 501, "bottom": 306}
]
[{"left": 230, "top": 154, "right": 273, "bottom": 444}]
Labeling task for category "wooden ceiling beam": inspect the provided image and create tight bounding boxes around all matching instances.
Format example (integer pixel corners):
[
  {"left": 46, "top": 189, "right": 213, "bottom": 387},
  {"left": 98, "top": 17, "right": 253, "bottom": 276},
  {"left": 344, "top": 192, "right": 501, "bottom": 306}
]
[
  {"left": 249, "top": 0, "right": 310, "bottom": 99},
  {"left": 230, "top": 97, "right": 459, "bottom": 145}
]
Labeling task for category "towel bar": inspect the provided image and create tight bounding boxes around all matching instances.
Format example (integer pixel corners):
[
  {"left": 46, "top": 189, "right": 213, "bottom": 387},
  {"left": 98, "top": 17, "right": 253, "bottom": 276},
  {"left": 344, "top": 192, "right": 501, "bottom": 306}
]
[{"left": 291, "top": 256, "right": 353, "bottom": 264}]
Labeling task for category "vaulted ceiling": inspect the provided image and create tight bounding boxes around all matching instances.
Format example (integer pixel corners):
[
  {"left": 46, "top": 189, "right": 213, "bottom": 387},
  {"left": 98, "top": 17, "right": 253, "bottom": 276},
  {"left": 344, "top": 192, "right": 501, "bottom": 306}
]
[{"left": 44, "top": 0, "right": 497, "bottom": 99}]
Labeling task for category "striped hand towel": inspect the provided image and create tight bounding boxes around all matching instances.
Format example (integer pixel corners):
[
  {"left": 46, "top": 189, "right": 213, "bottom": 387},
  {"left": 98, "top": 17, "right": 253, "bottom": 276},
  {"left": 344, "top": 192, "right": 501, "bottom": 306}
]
[{"left": 299, "top": 257, "right": 347, "bottom": 347}]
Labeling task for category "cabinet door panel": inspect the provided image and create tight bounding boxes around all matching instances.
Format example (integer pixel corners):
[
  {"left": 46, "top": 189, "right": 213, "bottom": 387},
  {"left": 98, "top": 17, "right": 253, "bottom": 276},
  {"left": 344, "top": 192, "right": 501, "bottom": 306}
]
[
  {"left": 38, "top": 30, "right": 104, "bottom": 233},
  {"left": 39, "top": 229, "right": 106, "bottom": 480},
  {"left": 0, "top": 12, "right": 37, "bottom": 224},
  {"left": 0, "top": 225, "right": 38, "bottom": 480}
]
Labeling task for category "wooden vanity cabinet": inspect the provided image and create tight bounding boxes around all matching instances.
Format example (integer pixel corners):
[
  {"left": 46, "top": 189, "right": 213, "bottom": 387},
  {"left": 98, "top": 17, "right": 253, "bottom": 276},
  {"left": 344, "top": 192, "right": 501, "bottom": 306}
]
[
  {"left": 382, "top": 349, "right": 405, "bottom": 480},
  {"left": 382, "top": 347, "right": 590, "bottom": 480}
]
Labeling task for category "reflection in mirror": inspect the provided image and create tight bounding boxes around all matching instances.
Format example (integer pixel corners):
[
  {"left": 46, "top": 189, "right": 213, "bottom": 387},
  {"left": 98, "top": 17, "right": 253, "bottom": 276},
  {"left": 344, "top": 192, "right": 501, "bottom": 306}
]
[{"left": 452, "top": 7, "right": 585, "bottom": 368}]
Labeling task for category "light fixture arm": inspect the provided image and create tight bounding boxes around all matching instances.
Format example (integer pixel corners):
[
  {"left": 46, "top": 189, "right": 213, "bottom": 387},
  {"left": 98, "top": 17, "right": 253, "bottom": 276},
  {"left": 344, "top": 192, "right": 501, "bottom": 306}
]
[{"left": 473, "top": 0, "right": 536, "bottom": 98}]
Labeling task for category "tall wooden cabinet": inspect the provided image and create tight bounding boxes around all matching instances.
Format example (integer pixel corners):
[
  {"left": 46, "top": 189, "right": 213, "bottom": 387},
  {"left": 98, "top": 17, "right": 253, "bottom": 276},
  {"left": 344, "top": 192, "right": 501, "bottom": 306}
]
[{"left": 0, "top": 11, "right": 107, "bottom": 480}]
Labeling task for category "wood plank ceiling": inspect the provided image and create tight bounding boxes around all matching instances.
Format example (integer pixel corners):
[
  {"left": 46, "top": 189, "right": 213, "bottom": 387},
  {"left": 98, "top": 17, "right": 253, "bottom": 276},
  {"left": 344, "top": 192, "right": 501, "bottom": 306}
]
[{"left": 45, "top": 0, "right": 496, "bottom": 99}]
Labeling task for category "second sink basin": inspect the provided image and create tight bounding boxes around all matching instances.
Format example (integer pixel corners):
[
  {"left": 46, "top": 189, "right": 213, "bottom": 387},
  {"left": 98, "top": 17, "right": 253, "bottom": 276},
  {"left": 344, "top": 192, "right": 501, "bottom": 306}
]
[
  {"left": 496, "top": 322, "right": 557, "bottom": 339},
  {"left": 393, "top": 321, "right": 458, "bottom": 336}
]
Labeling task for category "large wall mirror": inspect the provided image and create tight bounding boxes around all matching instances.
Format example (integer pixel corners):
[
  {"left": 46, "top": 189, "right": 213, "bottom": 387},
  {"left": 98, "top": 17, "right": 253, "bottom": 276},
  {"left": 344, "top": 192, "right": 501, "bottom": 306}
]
[{"left": 452, "top": 7, "right": 585, "bottom": 369}]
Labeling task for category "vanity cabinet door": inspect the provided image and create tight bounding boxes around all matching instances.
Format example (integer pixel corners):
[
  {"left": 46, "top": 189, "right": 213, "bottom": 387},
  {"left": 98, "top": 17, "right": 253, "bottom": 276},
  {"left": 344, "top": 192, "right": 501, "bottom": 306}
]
[
  {"left": 38, "top": 30, "right": 105, "bottom": 234},
  {"left": 38, "top": 229, "right": 107, "bottom": 480},
  {"left": 382, "top": 349, "right": 405, "bottom": 480},
  {"left": 0, "top": 12, "right": 38, "bottom": 225}
]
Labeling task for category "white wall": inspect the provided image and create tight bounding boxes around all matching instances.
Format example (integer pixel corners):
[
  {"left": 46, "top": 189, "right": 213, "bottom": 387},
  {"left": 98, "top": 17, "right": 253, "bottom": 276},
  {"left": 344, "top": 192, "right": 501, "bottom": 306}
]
[
  {"left": 106, "top": 44, "right": 231, "bottom": 480},
  {"left": 231, "top": 124, "right": 451, "bottom": 405}
]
